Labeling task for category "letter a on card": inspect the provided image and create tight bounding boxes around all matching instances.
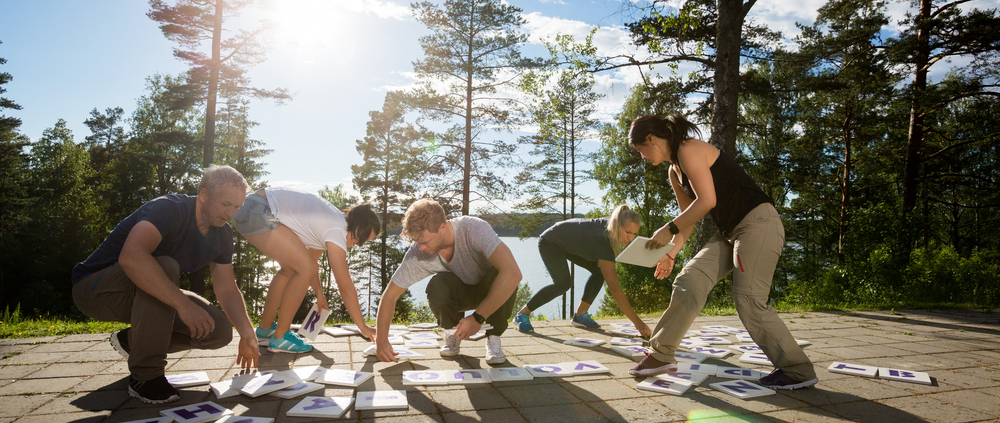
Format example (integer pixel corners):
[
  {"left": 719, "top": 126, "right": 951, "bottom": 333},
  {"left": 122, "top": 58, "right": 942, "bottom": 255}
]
[{"left": 286, "top": 396, "right": 354, "bottom": 418}]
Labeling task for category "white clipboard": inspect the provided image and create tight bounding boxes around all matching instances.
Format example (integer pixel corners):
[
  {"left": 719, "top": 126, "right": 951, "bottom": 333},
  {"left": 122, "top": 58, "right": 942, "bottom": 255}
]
[{"left": 615, "top": 237, "right": 674, "bottom": 268}]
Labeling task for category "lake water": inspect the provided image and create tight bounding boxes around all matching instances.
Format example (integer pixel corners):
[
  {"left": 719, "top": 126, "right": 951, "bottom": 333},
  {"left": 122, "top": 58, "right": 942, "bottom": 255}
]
[{"left": 401, "top": 237, "right": 607, "bottom": 321}]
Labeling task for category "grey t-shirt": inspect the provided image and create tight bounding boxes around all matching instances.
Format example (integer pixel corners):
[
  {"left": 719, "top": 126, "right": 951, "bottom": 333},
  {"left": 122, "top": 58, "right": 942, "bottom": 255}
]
[
  {"left": 540, "top": 217, "right": 616, "bottom": 262},
  {"left": 391, "top": 216, "right": 503, "bottom": 289}
]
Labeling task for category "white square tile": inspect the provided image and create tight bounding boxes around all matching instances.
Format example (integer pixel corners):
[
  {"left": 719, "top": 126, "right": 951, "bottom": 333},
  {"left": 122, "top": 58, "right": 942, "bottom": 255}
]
[
  {"left": 689, "top": 336, "right": 732, "bottom": 345},
  {"left": 636, "top": 377, "right": 692, "bottom": 395},
  {"left": 701, "top": 325, "right": 741, "bottom": 332},
  {"left": 487, "top": 367, "right": 534, "bottom": 381},
  {"left": 688, "top": 346, "right": 732, "bottom": 358},
  {"left": 468, "top": 332, "right": 487, "bottom": 341},
  {"left": 121, "top": 417, "right": 173, "bottom": 423},
  {"left": 393, "top": 348, "right": 426, "bottom": 359},
  {"left": 687, "top": 330, "right": 729, "bottom": 337},
  {"left": 736, "top": 334, "right": 755, "bottom": 343},
  {"left": 210, "top": 372, "right": 262, "bottom": 399},
  {"left": 877, "top": 368, "right": 932, "bottom": 385},
  {"left": 449, "top": 369, "right": 492, "bottom": 384},
  {"left": 674, "top": 351, "right": 709, "bottom": 363},
  {"left": 386, "top": 329, "right": 408, "bottom": 337},
  {"left": 355, "top": 390, "right": 408, "bottom": 410},
  {"left": 710, "top": 380, "right": 775, "bottom": 399},
  {"left": 738, "top": 353, "right": 773, "bottom": 366},
  {"left": 610, "top": 345, "right": 650, "bottom": 359},
  {"left": 404, "top": 332, "right": 442, "bottom": 340},
  {"left": 317, "top": 369, "right": 374, "bottom": 387},
  {"left": 610, "top": 322, "right": 636, "bottom": 328},
  {"left": 562, "top": 360, "right": 611, "bottom": 375},
  {"left": 563, "top": 338, "right": 606, "bottom": 347},
  {"left": 828, "top": 362, "right": 878, "bottom": 378},
  {"left": 402, "top": 370, "right": 453, "bottom": 385},
  {"left": 389, "top": 324, "right": 409, "bottom": 331},
  {"left": 216, "top": 417, "right": 273, "bottom": 423},
  {"left": 524, "top": 364, "right": 574, "bottom": 377},
  {"left": 676, "top": 362, "right": 717, "bottom": 374},
  {"left": 341, "top": 325, "right": 362, "bottom": 333},
  {"left": 270, "top": 381, "right": 325, "bottom": 399},
  {"left": 404, "top": 339, "right": 440, "bottom": 349},
  {"left": 796, "top": 339, "right": 812, "bottom": 346},
  {"left": 657, "top": 371, "right": 709, "bottom": 386},
  {"left": 239, "top": 371, "right": 299, "bottom": 397},
  {"left": 716, "top": 367, "right": 762, "bottom": 380},
  {"left": 160, "top": 401, "right": 233, "bottom": 423},
  {"left": 323, "top": 327, "right": 356, "bottom": 337},
  {"left": 166, "top": 371, "right": 210, "bottom": 388},
  {"left": 292, "top": 365, "right": 326, "bottom": 382},
  {"left": 730, "top": 344, "right": 764, "bottom": 353},
  {"left": 608, "top": 328, "right": 642, "bottom": 337},
  {"left": 387, "top": 336, "right": 406, "bottom": 345},
  {"left": 679, "top": 339, "right": 710, "bottom": 349},
  {"left": 408, "top": 323, "right": 438, "bottom": 330},
  {"left": 286, "top": 396, "right": 354, "bottom": 418},
  {"left": 298, "top": 304, "right": 331, "bottom": 341},
  {"left": 610, "top": 337, "right": 643, "bottom": 346}
]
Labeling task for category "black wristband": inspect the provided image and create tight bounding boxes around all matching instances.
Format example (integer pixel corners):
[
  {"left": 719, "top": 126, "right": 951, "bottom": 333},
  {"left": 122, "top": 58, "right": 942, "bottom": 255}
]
[
  {"left": 472, "top": 312, "right": 486, "bottom": 324},
  {"left": 668, "top": 220, "right": 679, "bottom": 235}
]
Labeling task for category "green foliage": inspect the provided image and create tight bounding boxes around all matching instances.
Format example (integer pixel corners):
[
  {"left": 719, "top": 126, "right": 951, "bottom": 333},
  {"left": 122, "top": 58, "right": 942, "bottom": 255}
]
[{"left": 0, "top": 305, "right": 127, "bottom": 339}]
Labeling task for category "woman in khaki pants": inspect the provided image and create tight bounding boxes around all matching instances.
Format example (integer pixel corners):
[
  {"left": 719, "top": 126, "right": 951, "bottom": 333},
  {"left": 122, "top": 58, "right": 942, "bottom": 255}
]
[{"left": 625, "top": 113, "right": 818, "bottom": 390}]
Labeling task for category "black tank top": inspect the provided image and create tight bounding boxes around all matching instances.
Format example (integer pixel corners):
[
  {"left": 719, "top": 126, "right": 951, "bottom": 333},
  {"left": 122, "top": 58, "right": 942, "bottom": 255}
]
[{"left": 679, "top": 150, "right": 772, "bottom": 238}]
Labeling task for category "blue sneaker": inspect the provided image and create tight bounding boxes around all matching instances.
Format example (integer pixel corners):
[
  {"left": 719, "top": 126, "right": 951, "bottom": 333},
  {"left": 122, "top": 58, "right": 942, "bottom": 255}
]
[
  {"left": 268, "top": 330, "right": 313, "bottom": 353},
  {"left": 572, "top": 312, "right": 601, "bottom": 329},
  {"left": 255, "top": 322, "right": 276, "bottom": 346},
  {"left": 513, "top": 313, "right": 533, "bottom": 332}
]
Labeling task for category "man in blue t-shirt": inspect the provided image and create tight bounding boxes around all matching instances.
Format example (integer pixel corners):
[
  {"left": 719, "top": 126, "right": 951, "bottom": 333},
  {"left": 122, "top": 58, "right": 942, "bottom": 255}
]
[{"left": 71, "top": 165, "right": 260, "bottom": 404}]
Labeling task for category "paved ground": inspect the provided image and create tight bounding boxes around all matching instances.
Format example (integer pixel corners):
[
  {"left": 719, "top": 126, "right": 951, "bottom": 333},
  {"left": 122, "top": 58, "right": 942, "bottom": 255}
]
[{"left": 1, "top": 309, "right": 999, "bottom": 422}]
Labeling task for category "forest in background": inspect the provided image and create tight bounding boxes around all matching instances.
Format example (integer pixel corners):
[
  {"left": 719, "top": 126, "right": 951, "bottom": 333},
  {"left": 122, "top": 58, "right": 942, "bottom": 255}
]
[{"left": 1, "top": 0, "right": 998, "bottom": 324}]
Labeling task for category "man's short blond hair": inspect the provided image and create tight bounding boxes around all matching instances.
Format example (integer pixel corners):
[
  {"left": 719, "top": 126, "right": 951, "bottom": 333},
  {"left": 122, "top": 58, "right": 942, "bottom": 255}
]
[{"left": 402, "top": 198, "right": 446, "bottom": 241}]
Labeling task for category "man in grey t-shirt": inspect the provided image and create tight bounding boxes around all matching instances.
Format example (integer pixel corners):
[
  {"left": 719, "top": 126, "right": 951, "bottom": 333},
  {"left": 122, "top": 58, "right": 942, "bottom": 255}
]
[{"left": 374, "top": 198, "right": 522, "bottom": 364}]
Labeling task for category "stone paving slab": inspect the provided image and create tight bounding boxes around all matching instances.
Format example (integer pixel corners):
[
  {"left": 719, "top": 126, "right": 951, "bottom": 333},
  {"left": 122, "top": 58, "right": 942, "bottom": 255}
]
[{"left": 1, "top": 309, "right": 999, "bottom": 422}]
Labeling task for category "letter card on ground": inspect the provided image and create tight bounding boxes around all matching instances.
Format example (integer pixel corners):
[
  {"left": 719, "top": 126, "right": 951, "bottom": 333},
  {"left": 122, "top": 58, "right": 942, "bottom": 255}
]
[
  {"left": 160, "top": 401, "right": 234, "bottom": 423},
  {"left": 355, "top": 390, "right": 409, "bottom": 410},
  {"left": 827, "top": 362, "right": 878, "bottom": 378},
  {"left": 637, "top": 377, "right": 692, "bottom": 395},
  {"left": 710, "top": 380, "right": 775, "bottom": 399},
  {"left": 286, "top": 396, "right": 354, "bottom": 419}
]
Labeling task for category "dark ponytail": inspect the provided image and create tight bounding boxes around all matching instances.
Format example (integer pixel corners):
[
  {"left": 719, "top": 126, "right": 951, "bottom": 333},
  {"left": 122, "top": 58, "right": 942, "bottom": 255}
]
[
  {"left": 628, "top": 113, "right": 702, "bottom": 170},
  {"left": 343, "top": 203, "right": 382, "bottom": 246}
]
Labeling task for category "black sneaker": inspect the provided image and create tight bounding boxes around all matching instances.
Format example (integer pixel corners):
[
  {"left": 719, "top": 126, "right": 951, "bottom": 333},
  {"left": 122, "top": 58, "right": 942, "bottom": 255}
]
[
  {"left": 758, "top": 369, "right": 818, "bottom": 390},
  {"left": 110, "top": 328, "right": 130, "bottom": 360},
  {"left": 128, "top": 375, "right": 180, "bottom": 404}
]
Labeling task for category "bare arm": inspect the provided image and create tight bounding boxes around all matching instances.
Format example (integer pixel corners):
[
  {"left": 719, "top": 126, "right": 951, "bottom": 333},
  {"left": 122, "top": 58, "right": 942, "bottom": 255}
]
[
  {"left": 648, "top": 144, "right": 716, "bottom": 259},
  {"left": 599, "top": 259, "right": 649, "bottom": 335},
  {"left": 210, "top": 262, "right": 260, "bottom": 370},
  {"left": 374, "top": 281, "right": 406, "bottom": 362},
  {"left": 326, "top": 242, "right": 374, "bottom": 341},
  {"left": 119, "top": 221, "right": 215, "bottom": 338}
]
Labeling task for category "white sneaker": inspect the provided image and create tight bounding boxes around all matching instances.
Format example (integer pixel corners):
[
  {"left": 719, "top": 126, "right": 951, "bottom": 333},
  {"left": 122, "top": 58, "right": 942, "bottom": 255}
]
[
  {"left": 440, "top": 330, "right": 461, "bottom": 357},
  {"left": 485, "top": 335, "right": 506, "bottom": 364}
]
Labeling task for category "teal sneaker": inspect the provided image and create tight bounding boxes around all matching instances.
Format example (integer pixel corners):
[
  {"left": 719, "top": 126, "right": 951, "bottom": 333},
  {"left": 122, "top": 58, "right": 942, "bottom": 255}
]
[
  {"left": 513, "top": 313, "right": 533, "bottom": 332},
  {"left": 572, "top": 312, "right": 601, "bottom": 329},
  {"left": 255, "top": 322, "right": 277, "bottom": 346},
  {"left": 268, "top": 330, "right": 313, "bottom": 353}
]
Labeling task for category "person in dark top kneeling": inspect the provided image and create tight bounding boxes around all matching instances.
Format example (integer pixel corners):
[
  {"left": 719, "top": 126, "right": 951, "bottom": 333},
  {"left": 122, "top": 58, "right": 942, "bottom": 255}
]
[{"left": 71, "top": 165, "right": 260, "bottom": 404}]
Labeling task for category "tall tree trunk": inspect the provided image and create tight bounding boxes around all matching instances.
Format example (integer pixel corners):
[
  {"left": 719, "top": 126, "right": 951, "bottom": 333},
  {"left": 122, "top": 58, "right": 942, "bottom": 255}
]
[
  {"left": 838, "top": 106, "right": 854, "bottom": 265},
  {"left": 900, "top": 0, "right": 931, "bottom": 259},
  {"left": 204, "top": 0, "right": 224, "bottom": 167}
]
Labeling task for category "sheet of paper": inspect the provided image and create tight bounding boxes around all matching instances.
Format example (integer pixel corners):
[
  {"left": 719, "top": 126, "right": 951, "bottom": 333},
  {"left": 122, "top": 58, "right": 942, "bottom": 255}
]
[{"left": 615, "top": 237, "right": 674, "bottom": 267}]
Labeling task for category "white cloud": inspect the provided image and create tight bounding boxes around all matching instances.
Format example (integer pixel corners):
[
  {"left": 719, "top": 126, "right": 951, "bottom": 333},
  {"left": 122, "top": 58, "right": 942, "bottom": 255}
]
[{"left": 337, "top": 0, "right": 411, "bottom": 21}]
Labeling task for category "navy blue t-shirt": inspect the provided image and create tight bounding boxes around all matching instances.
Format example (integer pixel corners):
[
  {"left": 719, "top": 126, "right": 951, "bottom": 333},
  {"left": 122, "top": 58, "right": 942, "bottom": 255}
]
[{"left": 71, "top": 194, "right": 235, "bottom": 284}]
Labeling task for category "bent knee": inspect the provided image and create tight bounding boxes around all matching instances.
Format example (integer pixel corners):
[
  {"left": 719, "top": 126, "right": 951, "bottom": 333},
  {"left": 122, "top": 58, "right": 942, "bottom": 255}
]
[{"left": 154, "top": 256, "right": 181, "bottom": 286}]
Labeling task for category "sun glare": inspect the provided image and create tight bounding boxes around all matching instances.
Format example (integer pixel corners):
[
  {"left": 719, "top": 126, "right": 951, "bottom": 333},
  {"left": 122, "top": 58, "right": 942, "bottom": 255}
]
[{"left": 267, "top": 0, "right": 353, "bottom": 57}]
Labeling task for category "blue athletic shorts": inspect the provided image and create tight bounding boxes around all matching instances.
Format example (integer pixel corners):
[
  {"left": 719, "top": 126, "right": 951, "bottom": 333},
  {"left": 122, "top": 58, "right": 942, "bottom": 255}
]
[{"left": 233, "top": 192, "right": 280, "bottom": 236}]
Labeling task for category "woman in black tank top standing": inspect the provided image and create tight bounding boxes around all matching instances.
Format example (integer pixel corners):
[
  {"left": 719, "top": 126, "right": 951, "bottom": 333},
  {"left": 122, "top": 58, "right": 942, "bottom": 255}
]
[{"left": 623, "top": 114, "right": 818, "bottom": 390}]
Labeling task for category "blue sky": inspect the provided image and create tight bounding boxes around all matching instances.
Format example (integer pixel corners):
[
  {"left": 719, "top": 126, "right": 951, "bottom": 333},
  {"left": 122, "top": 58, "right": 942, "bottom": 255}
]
[{"left": 2, "top": 0, "right": 992, "bottom": 212}]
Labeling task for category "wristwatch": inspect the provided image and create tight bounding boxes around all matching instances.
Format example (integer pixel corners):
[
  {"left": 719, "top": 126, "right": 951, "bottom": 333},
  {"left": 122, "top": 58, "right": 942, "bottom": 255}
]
[
  {"left": 667, "top": 220, "right": 679, "bottom": 235},
  {"left": 472, "top": 312, "right": 486, "bottom": 324}
]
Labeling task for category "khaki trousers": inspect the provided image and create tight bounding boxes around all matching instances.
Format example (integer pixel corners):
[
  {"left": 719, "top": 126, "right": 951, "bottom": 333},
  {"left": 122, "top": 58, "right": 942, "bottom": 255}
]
[
  {"left": 72, "top": 257, "right": 233, "bottom": 381},
  {"left": 648, "top": 203, "right": 816, "bottom": 381}
]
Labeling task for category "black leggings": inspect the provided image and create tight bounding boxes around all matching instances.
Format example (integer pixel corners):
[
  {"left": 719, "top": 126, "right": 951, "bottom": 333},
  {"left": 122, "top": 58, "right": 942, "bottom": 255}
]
[{"left": 526, "top": 238, "right": 605, "bottom": 312}]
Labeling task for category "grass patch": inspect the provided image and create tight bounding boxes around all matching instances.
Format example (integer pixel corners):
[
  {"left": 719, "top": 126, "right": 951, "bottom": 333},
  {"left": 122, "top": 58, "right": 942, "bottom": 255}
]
[{"left": 1, "top": 305, "right": 127, "bottom": 339}]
